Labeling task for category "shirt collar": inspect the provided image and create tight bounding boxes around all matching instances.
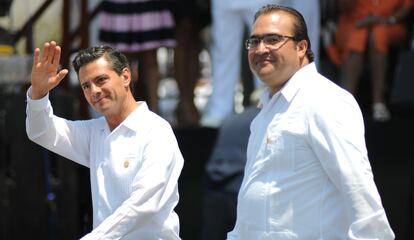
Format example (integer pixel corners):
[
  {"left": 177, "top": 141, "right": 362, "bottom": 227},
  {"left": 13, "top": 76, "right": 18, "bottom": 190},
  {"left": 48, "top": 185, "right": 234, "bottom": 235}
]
[
  {"left": 122, "top": 102, "right": 149, "bottom": 132},
  {"left": 259, "top": 62, "right": 317, "bottom": 106}
]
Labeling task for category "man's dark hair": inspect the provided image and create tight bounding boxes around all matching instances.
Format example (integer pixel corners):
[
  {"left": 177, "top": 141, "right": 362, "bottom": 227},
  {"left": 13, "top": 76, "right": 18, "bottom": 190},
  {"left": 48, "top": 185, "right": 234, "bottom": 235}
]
[
  {"left": 72, "top": 45, "right": 130, "bottom": 76},
  {"left": 253, "top": 4, "right": 314, "bottom": 62}
]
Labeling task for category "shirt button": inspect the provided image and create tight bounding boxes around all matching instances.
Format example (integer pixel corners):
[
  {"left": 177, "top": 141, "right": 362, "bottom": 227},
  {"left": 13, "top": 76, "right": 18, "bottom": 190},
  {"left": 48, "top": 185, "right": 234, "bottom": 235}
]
[{"left": 123, "top": 160, "right": 129, "bottom": 168}]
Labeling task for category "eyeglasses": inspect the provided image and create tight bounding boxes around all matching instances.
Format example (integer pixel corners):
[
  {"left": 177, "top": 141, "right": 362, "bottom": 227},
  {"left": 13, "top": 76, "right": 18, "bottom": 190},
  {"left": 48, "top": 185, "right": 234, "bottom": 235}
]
[{"left": 245, "top": 33, "right": 296, "bottom": 50}]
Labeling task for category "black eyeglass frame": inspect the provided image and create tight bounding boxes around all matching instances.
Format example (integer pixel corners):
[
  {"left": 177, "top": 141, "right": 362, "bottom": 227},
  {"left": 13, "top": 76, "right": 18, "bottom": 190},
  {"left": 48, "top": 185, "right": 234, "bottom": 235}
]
[{"left": 245, "top": 33, "right": 298, "bottom": 50}]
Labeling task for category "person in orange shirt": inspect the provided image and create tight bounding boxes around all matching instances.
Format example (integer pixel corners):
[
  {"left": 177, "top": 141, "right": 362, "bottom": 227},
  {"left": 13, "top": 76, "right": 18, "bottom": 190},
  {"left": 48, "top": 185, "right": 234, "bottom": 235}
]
[{"left": 331, "top": 0, "right": 412, "bottom": 121}]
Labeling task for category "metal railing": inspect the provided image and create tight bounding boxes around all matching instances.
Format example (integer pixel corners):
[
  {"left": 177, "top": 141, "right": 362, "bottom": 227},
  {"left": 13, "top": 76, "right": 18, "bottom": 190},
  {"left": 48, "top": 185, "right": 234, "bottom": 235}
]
[{"left": 11, "top": 0, "right": 102, "bottom": 75}]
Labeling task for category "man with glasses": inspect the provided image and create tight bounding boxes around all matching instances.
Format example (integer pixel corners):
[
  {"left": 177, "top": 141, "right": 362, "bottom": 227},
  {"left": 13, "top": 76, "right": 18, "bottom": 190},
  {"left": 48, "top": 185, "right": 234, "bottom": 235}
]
[{"left": 227, "top": 5, "right": 394, "bottom": 239}]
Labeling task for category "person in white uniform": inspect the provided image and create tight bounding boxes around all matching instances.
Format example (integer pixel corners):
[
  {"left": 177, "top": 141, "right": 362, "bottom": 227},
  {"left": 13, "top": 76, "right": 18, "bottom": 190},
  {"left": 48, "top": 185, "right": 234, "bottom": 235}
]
[
  {"left": 26, "top": 41, "right": 184, "bottom": 239},
  {"left": 227, "top": 5, "right": 394, "bottom": 239},
  {"left": 200, "top": 0, "right": 273, "bottom": 128}
]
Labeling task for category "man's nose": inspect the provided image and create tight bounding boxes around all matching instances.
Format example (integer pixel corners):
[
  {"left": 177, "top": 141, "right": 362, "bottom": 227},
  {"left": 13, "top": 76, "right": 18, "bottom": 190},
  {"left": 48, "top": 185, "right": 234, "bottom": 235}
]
[
  {"left": 255, "top": 40, "right": 269, "bottom": 53},
  {"left": 90, "top": 83, "right": 101, "bottom": 94}
]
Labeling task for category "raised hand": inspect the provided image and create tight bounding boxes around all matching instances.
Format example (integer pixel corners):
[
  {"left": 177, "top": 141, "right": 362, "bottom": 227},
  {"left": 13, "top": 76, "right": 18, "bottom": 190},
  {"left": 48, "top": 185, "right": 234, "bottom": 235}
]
[{"left": 31, "top": 41, "right": 69, "bottom": 99}]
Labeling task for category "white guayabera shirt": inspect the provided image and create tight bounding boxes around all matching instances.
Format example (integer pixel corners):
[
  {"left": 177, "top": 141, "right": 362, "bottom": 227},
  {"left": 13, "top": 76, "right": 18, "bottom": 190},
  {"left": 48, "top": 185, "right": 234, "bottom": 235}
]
[
  {"left": 227, "top": 63, "right": 394, "bottom": 240},
  {"left": 26, "top": 89, "right": 183, "bottom": 240}
]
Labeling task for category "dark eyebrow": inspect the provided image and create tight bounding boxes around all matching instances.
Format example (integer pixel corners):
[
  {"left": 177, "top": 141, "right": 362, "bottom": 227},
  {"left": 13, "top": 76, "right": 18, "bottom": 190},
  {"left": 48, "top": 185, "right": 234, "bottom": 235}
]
[
  {"left": 96, "top": 73, "right": 110, "bottom": 80},
  {"left": 249, "top": 33, "right": 283, "bottom": 38},
  {"left": 80, "top": 73, "right": 109, "bottom": 87},
  {"left": 80, "top": 81, "right": 89, "bottom": 89}
]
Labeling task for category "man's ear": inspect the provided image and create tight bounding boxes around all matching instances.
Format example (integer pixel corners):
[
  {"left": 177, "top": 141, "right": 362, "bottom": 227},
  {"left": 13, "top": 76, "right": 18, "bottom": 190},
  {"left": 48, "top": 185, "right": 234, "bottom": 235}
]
[
  {"left": 297, "top": 39, "right": 308, "bottom": 59},
  {"left": 121, "top": 68, "right": 132, "bottom": 86}
]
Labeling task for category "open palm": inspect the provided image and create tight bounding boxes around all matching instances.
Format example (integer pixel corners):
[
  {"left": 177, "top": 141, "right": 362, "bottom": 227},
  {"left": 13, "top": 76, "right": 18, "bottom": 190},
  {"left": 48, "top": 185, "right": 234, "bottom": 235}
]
[{"left": 31, "top": 41, "right": 68, "bottom": 99}]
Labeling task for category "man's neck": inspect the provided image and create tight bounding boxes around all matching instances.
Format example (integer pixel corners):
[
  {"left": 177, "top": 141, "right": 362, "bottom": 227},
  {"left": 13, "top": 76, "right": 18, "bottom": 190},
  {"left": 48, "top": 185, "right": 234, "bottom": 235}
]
[{"left": 106, "top": 97, "right": 139, "bottom": 131}]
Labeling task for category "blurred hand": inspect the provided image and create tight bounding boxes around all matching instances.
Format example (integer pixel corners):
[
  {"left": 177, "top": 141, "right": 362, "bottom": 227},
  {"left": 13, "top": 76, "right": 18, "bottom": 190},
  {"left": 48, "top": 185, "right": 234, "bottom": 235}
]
[
  {"left": 31, "top": 41, "right": 68, "bottom": 99},
  {"left": 355, "top": 14, "right": 384, "bottom": 28}
]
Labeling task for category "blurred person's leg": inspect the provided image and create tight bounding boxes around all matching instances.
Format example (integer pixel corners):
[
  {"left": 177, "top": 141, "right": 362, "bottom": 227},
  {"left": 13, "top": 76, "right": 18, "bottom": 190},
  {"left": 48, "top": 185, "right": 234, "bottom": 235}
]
[
  {"left": 138, "top": 49, "right": 161, "bottom": 114},
  {"left": 368, "top": 25, "right": 404, "bottom": 122},
  {"left": 340, "top": 52, "right": 365, "bottom": 94},
  {"left": 174, "top": 18, "right": 202, "bottom": 126},
  {"left": 369, "top": 33, "right": 388, "bottom": 105},
  {"left": 201, "top": 2, "right": 245, "bottom": 127}
]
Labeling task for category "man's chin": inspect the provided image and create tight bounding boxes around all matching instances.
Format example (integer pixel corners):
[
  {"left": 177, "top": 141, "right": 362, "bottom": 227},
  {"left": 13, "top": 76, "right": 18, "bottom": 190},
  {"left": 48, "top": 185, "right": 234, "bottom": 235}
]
[
  {"left": 255, "top": 69, "right": 274, "bottom": 80},
  {"left": 91, "top": 105, "right": 109, "bottom": 116}
]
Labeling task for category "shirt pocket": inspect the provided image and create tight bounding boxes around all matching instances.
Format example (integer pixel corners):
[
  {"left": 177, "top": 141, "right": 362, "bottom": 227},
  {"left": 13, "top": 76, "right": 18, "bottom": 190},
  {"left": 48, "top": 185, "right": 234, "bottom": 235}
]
[
  {"left": 264, "top": 129, "right": 296, "bottom": 175},
  {"left": 110, "top": 150, "right": 140, "bottom": 180}
]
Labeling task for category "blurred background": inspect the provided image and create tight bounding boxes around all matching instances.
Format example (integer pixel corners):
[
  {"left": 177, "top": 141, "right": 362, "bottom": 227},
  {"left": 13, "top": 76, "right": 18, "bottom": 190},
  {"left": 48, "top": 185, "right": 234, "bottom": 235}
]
[{"left": 1, "top": 0, "right": 413, "bottom": 239}]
